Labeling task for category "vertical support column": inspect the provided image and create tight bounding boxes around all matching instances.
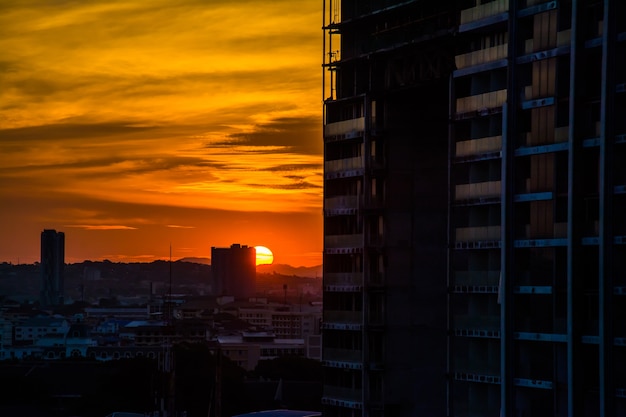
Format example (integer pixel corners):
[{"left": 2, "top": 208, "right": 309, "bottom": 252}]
[
  {"left": 501, "top": 1, "right": 519, "bottom": 413},
  {"left": 500, "top": 102, "right": 514, "bottom": 417},
  {"left": 446, "top": 72, "right": 454, "bottom": 417},
  {"left": 362, "top": 94, "right": 371, "bottom": 417},
  {"left": 567, "top": 1, "right": 584, "bottom": 416},
  {"left": 322, "top": 0, "right": 326, "bottom": 104},
  {"left": 599, "top": 0, "right": 616, "bottom": 415}
]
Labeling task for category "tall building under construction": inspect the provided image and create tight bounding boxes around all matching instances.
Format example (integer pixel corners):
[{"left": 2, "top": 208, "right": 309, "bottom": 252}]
[{"left": 321, "top": 1, "right": 626, "bottom": 416}]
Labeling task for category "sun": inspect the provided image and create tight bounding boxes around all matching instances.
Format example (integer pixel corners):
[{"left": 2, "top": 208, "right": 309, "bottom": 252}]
[{"left": 254, "top": 246, "right": 274, "bottom": 266}]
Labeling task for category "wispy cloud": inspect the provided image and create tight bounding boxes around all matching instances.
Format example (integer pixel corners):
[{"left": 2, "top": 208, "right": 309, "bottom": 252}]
[{"left": 66, "top": 225, "right": 138, "bottom": 231}]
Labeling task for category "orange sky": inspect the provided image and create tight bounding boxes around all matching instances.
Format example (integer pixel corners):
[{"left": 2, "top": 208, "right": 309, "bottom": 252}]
[{"left": 0, "top": 0, "right": 323, "bottom": 267}]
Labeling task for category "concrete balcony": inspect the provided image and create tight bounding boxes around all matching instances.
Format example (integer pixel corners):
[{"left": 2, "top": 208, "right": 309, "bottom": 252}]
[
  {"left": 456, "top": 136, "right": 502, "bottom": 157},
  {"left": 455, "top": 180, "right": 501, "bottom": 201},
  {"left": 325, "top": 195, "right": 360, "bottom": 211},
  {"left": 324, "top": 117, "right": 365, "bottom": 137},
  {"left": 455, "top": 226, "right": 501, "bottom": 242},
  {"left": 325, "top": 233, "right": 363, "bottom": 249},
  {"left": 460, "top": 0, "right": 509, "bottom": 25},
  {"left": 456, "top": 89, "right": 507, "bottom": 113},
  {"left": 455, "top": 44, "right": 508, "bottom": 70},
  {"left": 325, "top": 156, "right": 364, "bottom": 174},
  {"left": 324, "top": 272, "right": 363, "bottom": 287}
]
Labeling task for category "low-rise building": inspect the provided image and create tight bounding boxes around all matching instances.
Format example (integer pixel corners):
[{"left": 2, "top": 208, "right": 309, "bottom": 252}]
[
  {"left": 14, "top": 316, "right": 70, "bottom": 344},
  {"left": 237, "top": 303, "right": 322, "bottom": 339}
]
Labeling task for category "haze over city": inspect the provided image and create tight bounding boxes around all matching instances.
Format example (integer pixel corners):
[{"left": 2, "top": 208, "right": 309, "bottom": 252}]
[{"left": 0, "top": 0, "right": 323, "bottom": 267}]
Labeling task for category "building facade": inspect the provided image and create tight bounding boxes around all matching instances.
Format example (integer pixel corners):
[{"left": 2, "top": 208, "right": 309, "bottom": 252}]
[
  {"left": 322, "top": 1, "right": 626, "bottom": 416},
  {"left": 40, "top": 229, "right": 65, "bottom": 307},
  {"left": 14, "top": 317, "right": 71, "bottom": 344},
  {"left": 238, "top": 303, "right": 322, "bottom": 339},
  {"left": 322, "top": 1, "right": 454, "bottom": 416},
  {"left": 211, "top": 244, "right": 257, "bottom": 299}
]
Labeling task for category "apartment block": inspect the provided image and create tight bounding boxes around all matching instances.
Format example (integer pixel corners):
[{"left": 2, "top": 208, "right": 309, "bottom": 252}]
[
  {"left": 211, "top": 244, "right": 256, "bottom": 299},
  {"left": 323, "top": 0, "right": 626, "bottom": 416},
  {"left": 40, "top": 229, "right": 65, "bottom": 307},
  {"left": 322, "top": 1, "right": 454, "bottom": 416}
]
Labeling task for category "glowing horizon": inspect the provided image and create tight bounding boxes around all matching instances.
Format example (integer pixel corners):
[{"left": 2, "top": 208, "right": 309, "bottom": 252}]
[{"left": 0, "top": 0, "right": 323, "bottom": 267}]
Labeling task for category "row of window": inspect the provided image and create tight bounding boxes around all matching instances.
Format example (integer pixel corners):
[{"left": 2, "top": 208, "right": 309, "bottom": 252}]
[
  {"left": 261, "top": 348, "right": 305, "bottom": 356},
  {"left": 0, "top": 349, "right": 160, "bottom": 360}
]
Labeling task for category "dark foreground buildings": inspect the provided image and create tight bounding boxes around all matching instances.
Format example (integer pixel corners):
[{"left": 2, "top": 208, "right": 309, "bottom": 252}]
[{"left": 321, "top": 1, "right": 626, "bottom": 416}]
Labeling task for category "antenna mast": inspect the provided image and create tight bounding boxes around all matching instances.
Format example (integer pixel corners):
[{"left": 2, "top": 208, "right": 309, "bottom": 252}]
[{"left": 168, "top": 244, "right": 172, "bottom": 322}]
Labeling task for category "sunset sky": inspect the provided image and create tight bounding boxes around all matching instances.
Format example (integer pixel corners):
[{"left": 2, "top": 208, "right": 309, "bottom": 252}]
[{"left": 0, "top": 0, "right": 323, "bottom": 267}]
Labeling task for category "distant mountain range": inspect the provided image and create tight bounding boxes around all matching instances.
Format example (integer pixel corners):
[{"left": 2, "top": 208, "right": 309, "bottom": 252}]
[
  {"left": 177, "top": 257, "right": 212, "bottom": 265},
  {"left": 178, "top": 257, "right": 322, "bottom": 278},
  {"left": 256, "top": 263, "right": 322, "bottom": 278}
]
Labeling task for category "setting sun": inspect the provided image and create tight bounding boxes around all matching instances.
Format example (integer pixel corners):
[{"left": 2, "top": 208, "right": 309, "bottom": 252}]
[{"left": 254, "top": 246, "right": 274, "bottom": 266}]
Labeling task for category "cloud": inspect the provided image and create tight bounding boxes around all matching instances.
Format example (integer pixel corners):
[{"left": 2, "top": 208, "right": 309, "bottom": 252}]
[
  {"left": 247, "top": 181, "right": 321, "bottom": 190},
  {"left": 0, "top": 122, "right": 157, "bottom": 143},
  {"left": 66, "top": 225, "right": 138, "bottom": 230},
  {"left": 0, "top": 1, "right": 321, "bottom": 129},
  {"left": 215, "top": 116, "right": 323, "bottom": 155},
  {"left": 166, "top": 225, "right": 196, "bottom": 229},
  {"left": 0, "top": 116, "right": 322, "bottom": 214}
]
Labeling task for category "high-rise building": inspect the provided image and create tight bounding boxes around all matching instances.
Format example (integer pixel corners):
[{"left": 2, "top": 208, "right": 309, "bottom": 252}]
[
  {"left": 322, "top": 2, "right": 454, "bottom": 416},
  {"left": 211, "top": 244, "right": 256, "bottom": 299},
  {"left": 322, "top": 1, "right": 626, "bottom": 416},
  {"left": 40, "top": 229, "right": 65, "bottom": 307}
]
